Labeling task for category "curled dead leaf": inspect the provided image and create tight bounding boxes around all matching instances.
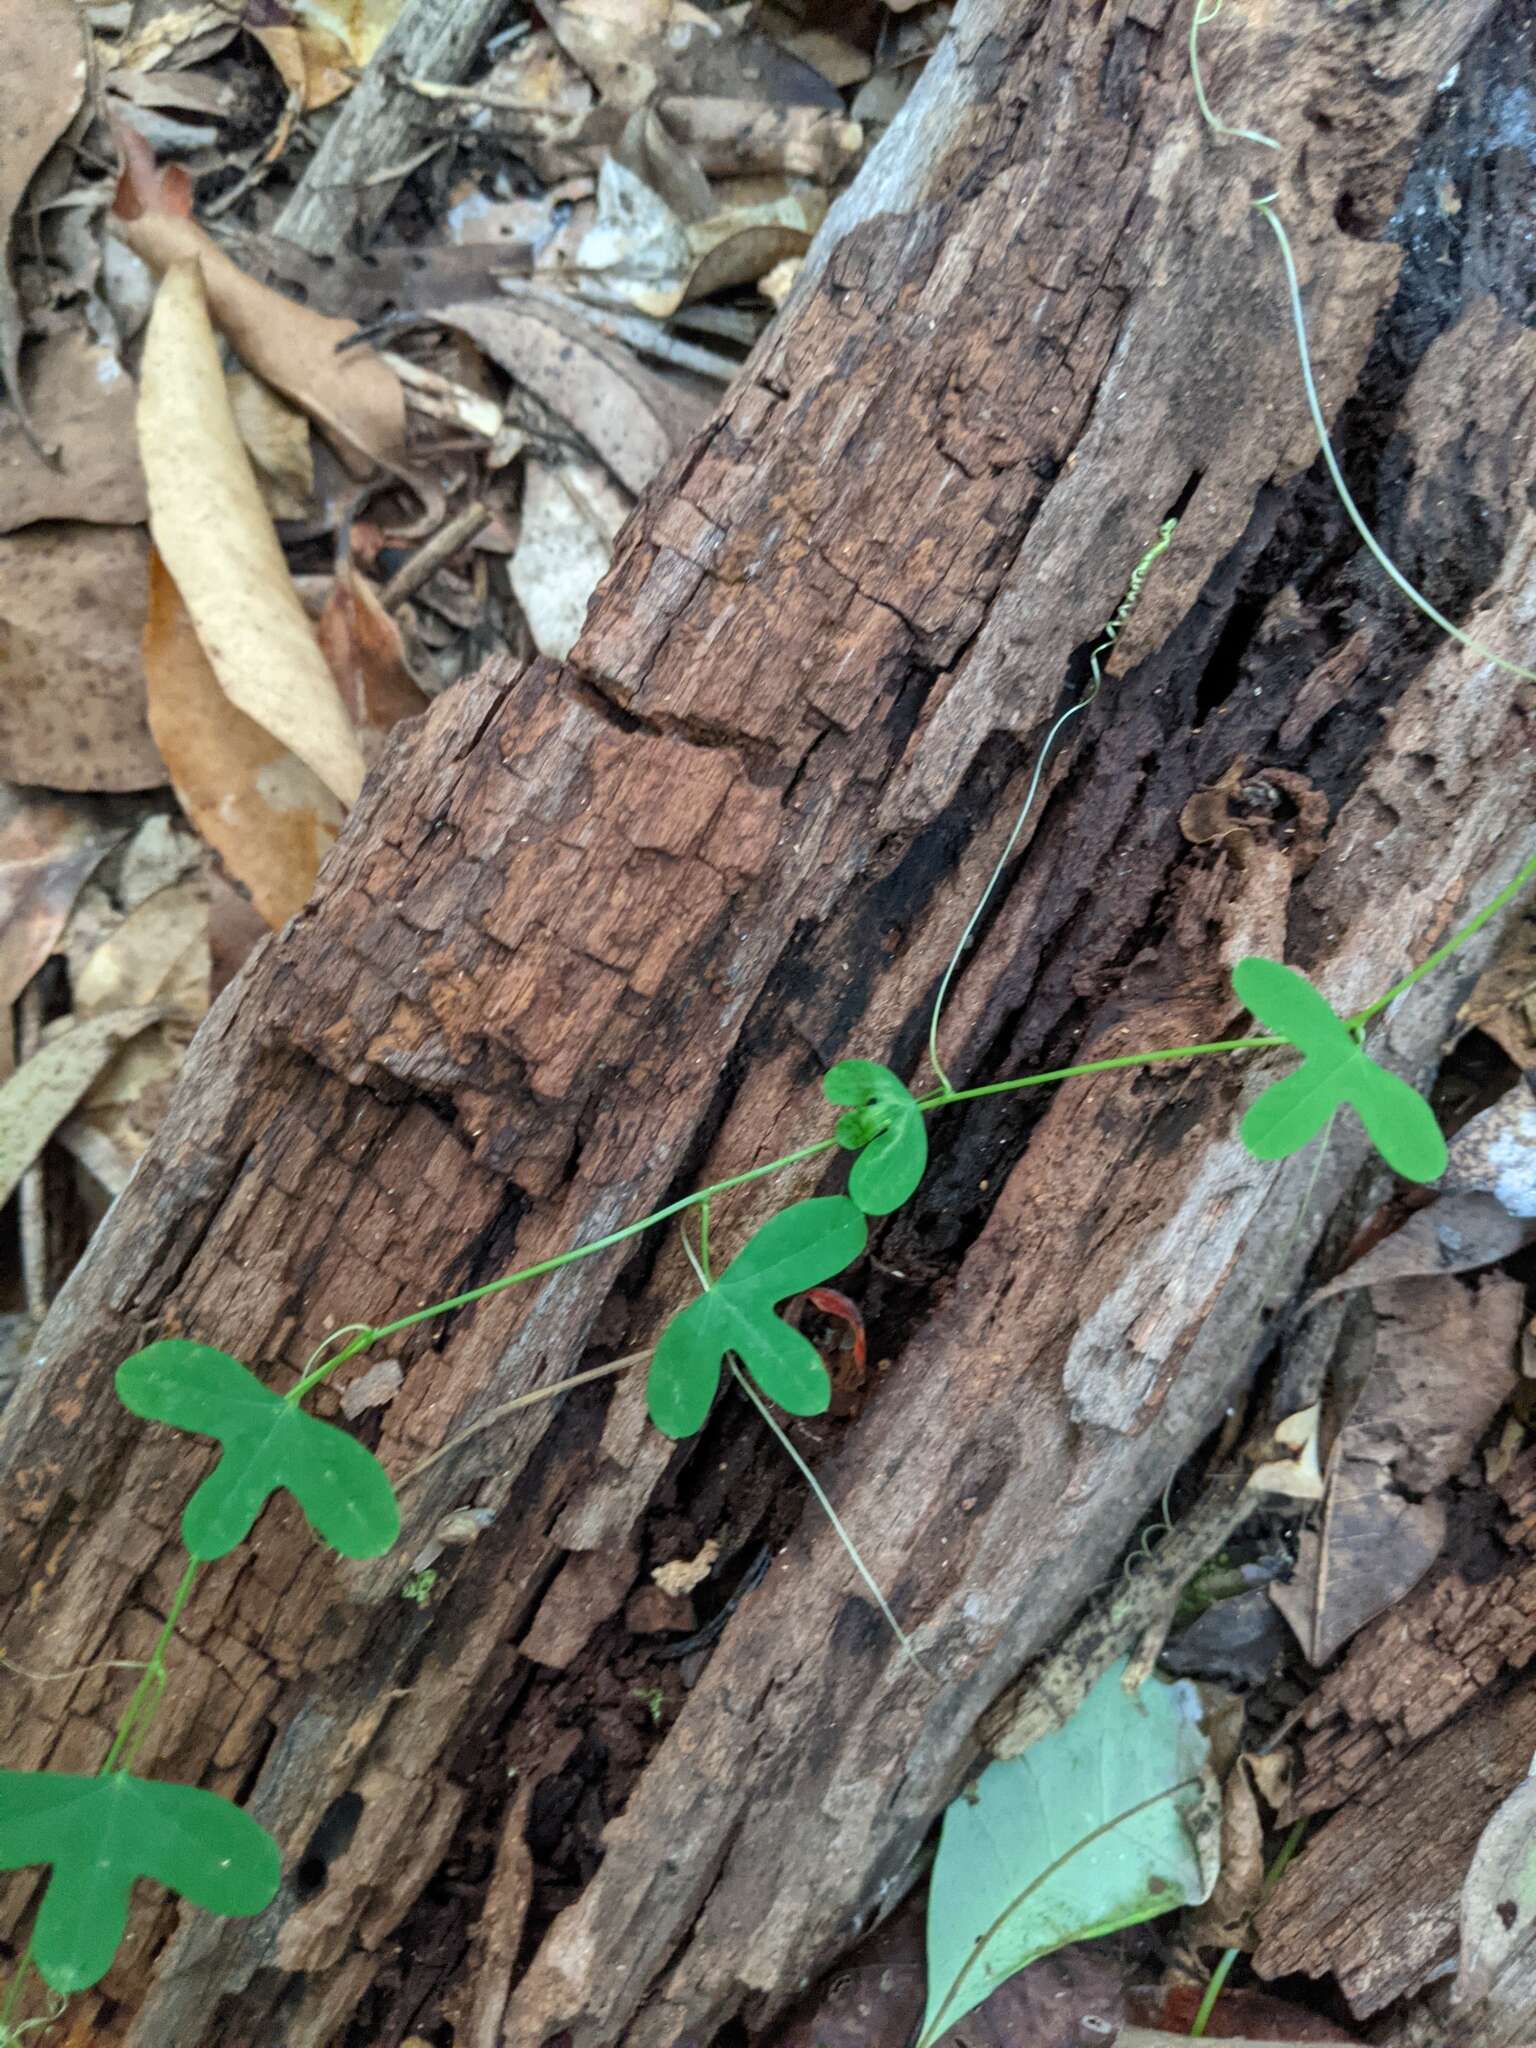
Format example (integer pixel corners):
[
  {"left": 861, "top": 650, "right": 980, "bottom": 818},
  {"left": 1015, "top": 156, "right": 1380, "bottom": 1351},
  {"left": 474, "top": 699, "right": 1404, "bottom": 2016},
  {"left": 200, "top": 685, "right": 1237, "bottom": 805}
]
[
  {"left": 142, "top": 550, "right": 343, "bottom": 929},
  {"left": 112, "top": 171, "right": 405, "bottom": 476},
  {"left": 138, "top": 261, "right": 365, "bottom": 806}
]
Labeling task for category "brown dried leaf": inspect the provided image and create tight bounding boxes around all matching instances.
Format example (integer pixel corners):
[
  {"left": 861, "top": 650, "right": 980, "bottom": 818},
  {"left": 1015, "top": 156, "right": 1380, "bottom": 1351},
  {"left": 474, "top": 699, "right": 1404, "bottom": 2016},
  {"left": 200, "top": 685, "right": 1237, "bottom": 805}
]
[
  {"left": 138, "top": 261, "right": 365, "bottom": 806},
  {"left": 315, "top": 565, "right": 429, "bottom": 760},
  {"left": 0, "top": 0, "right": 86, "bottom": 444},
  {"left": 1273, "top": 1275, "right": 1520, "bottom": 1664},
  {"left": 1460, "top": 907, "right": 1536, "bottom": 1068},
  {"left": 226, "top": 370, "right": 315, "bottom": 521},
  {"left": 143, "top": 550, "right": 342, "bottom": 929},
  {"left": 0, "top": 524, "right": 164, "bottom": 792},
  {"left": 0, "top": 795, "right": 123, "bottom": 1022},
  {"left": 438, "top": 295, "right": 707, "bottom": 495},
  {"left": 0, "top": 332, "right": 147, "bottom": 532},
  {"left": 112, "top": 178, "right": 405, "bottom": 476},
  {"left": 1311, "top": 1085, "right": 1536, "bottom": 1302}
]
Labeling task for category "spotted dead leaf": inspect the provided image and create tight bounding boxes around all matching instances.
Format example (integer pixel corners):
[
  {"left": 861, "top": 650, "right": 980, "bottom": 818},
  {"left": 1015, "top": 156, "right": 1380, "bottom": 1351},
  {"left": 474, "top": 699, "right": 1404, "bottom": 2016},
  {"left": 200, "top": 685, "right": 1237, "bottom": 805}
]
[
  {"left": 142, "top": 550, "right": 342, "bottom": 929},
  {"left": 0, "top": 525, "right": 164, "bottom": 792}
]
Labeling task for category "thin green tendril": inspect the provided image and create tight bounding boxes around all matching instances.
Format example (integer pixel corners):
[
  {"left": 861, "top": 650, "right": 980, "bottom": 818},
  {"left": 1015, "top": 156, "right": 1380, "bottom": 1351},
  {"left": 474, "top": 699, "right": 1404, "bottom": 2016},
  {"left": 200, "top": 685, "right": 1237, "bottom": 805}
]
[
  {"left": 925, "top": 516, "right": 1179, "bottom": 1094},
  {"left": 1188, "top": 0, "right": 1279, "bottom": 151}
]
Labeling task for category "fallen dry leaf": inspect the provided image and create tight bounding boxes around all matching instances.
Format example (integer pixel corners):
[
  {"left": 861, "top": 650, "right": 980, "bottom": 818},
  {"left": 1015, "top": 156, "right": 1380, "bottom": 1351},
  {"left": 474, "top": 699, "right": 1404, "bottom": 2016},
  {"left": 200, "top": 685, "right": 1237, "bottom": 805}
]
[
  {"left": 316, "top": 563, "right": 429, "bottom": 758},
  {"left": 113, "top": 173, "right": 405, "bottom": 476},
  {"left": 1273, "top": 1274, "right": 1519, "bottom": 1665},
  {"left": 0, "top": 331, "right": 147, "bottom": 532},
  {"left": 439, "top": 293, "right": 708, "bottom": 495},
  {"left": 0, "top": 0, "right": 86, "bottom": 446},
  {"left": 113, "top": 1, "right": 239, "bottom": 72},
  {"left": 227, "top": 370, "right": 315, "bottom": 521},
  {"left": 0, "top": 524, "right": 164, "bottom": 792},
  {"left": 1459, "top": 906, "right": 1536, "bottom": 1068},
  {"left": 138, "top": 261, "right": 365, "bottom": 806},
  {"left": 1188, "top": 1751, "right": 1275, "bottom": 1954},
  {"left": 253, "top": 0, "right": 406, "bottom": 112},
  {"left": 0, "top": 1005, "right": 162, "bottom": 1212},
  {"left": 1453, "top": 1769, "right": 1536, "bottom": 2015},
  {"left": 0, "top": 795, "right": 123, "bottom": 1024},
  {"left": 511, "top": 457, "right": 628, "bottom": 659},
  {"left": 143, "top": 550, "right": 343, "bottom": 929},
  {"left": 575, "top": 158, "right": 825, "bottom": 316},
  {"left": 71, "top": 874, "right": 208, "bottom": 1018},
  {"left": 1310, "top": 1081, "right": 1536, "bottom": 1306},
  {"left": 1251, "top": 1403, "right": 1325, "bottom": 1501},
  {"left": 206, "top": 863, "right": 270, "bottom": 996}
]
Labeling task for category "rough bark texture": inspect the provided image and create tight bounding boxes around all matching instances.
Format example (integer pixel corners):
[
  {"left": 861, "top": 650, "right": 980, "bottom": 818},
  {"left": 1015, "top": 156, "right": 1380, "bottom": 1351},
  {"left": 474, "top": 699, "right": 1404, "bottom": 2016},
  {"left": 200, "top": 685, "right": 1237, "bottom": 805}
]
[
  {"left": 1255, "top": 1450, "right": 1536, "bottom": 2018},
  {"left": 3, "top": 3, "right": 1536, "bottom": 2044}
]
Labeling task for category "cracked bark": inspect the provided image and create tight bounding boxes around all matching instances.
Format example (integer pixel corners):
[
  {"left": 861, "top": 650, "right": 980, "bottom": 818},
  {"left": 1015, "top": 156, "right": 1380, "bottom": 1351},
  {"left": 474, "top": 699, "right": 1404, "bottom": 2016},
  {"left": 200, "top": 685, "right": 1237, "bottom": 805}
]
[{"left": 3, "top": 3, "right": 1535, "bottom": 2043}]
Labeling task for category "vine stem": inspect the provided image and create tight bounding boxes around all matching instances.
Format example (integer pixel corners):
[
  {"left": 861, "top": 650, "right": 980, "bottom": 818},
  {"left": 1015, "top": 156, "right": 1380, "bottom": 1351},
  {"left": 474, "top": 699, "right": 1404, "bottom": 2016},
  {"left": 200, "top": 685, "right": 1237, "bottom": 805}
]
[
  {"left": 1188, "top": 1815, "right": 1308, "bottom": 2038},
  {"left": 1347, "top": 845, "right": 1536, "bottom": 1029},
  {"left": 925, "top": 517, "right": 1178, "bottom": 1095},
  {"left": 104, "top": 1557, "right": 200, "bottom": 1774},
  {"left": 291, "top": 1032, "right": 1282, "bottom": 1407}
]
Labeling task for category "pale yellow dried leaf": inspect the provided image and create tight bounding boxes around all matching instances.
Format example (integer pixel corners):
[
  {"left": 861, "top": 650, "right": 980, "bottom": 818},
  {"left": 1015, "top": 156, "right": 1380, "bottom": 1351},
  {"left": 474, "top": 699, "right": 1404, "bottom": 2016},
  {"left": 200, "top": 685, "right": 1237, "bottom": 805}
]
[
  {"left": 0, "top": 1005, "right": 162, "bottom": 1210},
  {"left": 1249, "top": 1402, "right": 1325, "bottom": 1501},
  {"left": 72, "top": 875, "right": 209, "bottom": 1018},
  {"left": 139, "top": 263, "right": 364, "bottom": 806},
  {"left": 112, "top": 210, "right": 405, "bottom": 475},
  {"left": 227, "top": 369, "right": 315, "bottom": 520},
  {"left": 143, "top": 549, "right": 343, "bottom": 929}
]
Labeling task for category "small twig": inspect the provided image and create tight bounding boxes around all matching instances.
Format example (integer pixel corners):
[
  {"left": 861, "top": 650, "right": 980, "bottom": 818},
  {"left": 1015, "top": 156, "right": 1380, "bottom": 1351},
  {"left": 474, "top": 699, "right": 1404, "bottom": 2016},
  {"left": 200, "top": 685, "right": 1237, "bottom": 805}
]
[
  {"left": 380, "top": 500, "right": 491, "bottom": 609},
  {"left": 16, "top": 984, "right": 47, "bottom": 1322},
  {"left": 397, "top": 1348, "right": 650, "bottom": 1488}
]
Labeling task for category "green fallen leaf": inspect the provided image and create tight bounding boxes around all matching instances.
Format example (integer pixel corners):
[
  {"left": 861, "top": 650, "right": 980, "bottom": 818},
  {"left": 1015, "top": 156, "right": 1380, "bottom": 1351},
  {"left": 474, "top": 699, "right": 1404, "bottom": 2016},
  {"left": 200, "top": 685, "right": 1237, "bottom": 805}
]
[
  {"left": 0, "top": 1769, "right": 280, "bottom": 1993},
  {"left": 647, "top": 1197, "right": 868, "bottom": 1438},
  {"left": 824, "top": 1058, "right": 928, "bottom": 1215},
  {"left": 116, "top": 1340, "right": 400, "bottom": 1561},
  {"left": 919, "top": 1659, "right": 1215, "bottom": 2048},
  {"left": 1234, "top": 955, "right": 1447, "bottom": 1183}
]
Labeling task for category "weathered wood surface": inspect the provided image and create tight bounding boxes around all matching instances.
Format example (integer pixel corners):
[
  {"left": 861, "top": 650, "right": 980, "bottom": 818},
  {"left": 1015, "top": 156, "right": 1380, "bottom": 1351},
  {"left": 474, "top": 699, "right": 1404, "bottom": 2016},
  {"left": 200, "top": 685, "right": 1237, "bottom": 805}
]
[
  {"left": 4, "top": 3, "right": 1536, "bottom": 2042},
  {"left": 1255, "top": 1448, "right": 1536, "bottom": 2018}
]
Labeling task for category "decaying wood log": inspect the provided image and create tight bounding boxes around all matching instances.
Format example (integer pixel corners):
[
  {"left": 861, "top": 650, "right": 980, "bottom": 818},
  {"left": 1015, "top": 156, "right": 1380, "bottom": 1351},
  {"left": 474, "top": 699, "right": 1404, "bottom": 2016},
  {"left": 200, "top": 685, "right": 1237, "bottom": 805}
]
[{"left": 3, "top": 4, "right": 1536, "bottom": 2043}]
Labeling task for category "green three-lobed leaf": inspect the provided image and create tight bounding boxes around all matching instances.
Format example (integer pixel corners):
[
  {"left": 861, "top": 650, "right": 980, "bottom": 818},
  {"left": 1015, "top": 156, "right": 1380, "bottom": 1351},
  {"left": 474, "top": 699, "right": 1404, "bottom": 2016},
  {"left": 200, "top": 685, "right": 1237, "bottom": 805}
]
[
  {"left": 1234, "top": 956, "right": 1447, "bottom": 1183},
  {"left": 647, "top": 1197, "right": 868, "bottom": 1438},
  {"left": 823, "top": 1058, "right": 928, "bottom": 1215},
  {"left": 0, "top": 1769, "right": 280, "bottom": 1993},
  {"left": 116, "top": 1340, "right": 400, "bottom": 1561}
]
